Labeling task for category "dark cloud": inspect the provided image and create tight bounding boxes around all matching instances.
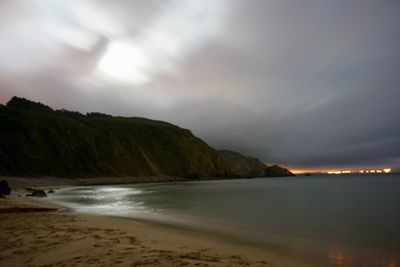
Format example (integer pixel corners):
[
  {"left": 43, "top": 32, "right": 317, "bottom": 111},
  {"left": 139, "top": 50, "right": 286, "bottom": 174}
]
[{"left": 1, "top": 0, "right": 399, "bottom": 170}]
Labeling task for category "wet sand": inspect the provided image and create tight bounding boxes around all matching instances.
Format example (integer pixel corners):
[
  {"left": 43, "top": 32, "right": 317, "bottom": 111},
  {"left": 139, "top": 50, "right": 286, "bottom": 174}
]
[{"left": 0, "top": 196, "right": 317, "bottom": 267}]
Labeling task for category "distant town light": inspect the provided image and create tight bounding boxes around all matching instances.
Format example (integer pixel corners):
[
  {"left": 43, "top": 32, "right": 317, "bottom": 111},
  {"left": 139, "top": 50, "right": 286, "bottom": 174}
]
[{"left": 327, "top": 168, "right": 392, "bottom": 175}]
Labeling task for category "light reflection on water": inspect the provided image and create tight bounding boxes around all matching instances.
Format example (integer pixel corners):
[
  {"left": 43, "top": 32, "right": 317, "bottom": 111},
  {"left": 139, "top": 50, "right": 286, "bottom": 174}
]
[
  {"left": 47, "top": 175, "right": 400, "bottom": 266},
  {"left": 328, "top": 248, "right": 399, "bottom": 267},
  {"left": 49, "top": 186, "right": 162, "bottom": 217},
  {"left": 329, "top": 249, "right": 345, "bottom": 265}
]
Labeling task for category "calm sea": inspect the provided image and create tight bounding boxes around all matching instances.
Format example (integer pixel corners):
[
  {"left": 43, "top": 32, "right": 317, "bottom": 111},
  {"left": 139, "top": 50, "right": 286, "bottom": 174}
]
[{"left": 48, "top": 174, "right": 400, "bottom": 266}]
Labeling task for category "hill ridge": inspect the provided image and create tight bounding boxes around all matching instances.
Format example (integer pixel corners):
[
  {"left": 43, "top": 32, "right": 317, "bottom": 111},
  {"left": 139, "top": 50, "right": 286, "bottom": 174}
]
[{"left": 1, "top": 97, "right": 293, "bottom": 179}]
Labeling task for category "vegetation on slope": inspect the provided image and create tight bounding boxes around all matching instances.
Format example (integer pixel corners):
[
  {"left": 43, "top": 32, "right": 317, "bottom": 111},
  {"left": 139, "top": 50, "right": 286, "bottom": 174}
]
[
  {"left": 0, "top": 97, "right": 293, "bottom": 179},
  {"left": 218, "top": 149, "right": 294, "bottom": 178},
  {"left": 0, "top": 97, "right": 232, "bottom": 178}
]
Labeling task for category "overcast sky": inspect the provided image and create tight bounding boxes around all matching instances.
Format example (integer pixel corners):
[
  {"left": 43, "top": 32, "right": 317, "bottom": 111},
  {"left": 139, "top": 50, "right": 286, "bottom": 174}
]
[{"left": 1, "top": 0, "right": 399, "bottom": 171}]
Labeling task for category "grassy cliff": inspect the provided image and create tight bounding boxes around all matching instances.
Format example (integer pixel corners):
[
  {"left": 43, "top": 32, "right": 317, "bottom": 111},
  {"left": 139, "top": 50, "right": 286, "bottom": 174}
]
[
  {"left": 0, "top": 97, "right": 231, "bottom": 178},
  {"left": 218, "top": 149, "right": 294, "bottom": 178}
]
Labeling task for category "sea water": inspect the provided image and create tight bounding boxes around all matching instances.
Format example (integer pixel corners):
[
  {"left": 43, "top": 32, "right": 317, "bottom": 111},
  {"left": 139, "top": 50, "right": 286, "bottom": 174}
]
[{"left": 48, "top": 174, "right": 400, "bottom": 266}]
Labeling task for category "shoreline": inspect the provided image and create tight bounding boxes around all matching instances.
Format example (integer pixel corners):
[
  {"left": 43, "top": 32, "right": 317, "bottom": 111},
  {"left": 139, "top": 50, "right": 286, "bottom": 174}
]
[
  {"left": 2, "top": 176, "right": 190, "bottom": 190},
  {"left": 1, "top": 175, "right": 296, "bottom": 191},
  {"left": 0, "top": 193, "right": 320, "bottom": 267}
]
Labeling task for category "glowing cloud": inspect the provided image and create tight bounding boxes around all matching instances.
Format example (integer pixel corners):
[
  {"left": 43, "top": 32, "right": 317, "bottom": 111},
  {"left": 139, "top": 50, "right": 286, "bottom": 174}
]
[
  {"left": 96, "top": 0, "right": 227, "bottom": 84},
  {"left": 98, "top": 42, "right": 151, "bottom": 84}
]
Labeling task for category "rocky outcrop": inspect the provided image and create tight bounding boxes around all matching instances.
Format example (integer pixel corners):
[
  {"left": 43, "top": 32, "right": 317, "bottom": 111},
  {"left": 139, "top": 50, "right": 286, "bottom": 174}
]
[
  {"left": 0, "top": 180, "right": 11, "bottom": 196},
  {"left": 25, "top": 188, "right": 47, "bottom": 197}
]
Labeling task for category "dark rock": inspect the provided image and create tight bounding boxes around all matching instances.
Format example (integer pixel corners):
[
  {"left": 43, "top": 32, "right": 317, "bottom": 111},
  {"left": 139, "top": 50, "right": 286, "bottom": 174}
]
[
  {"left": 47, "top": 189, "right": 55, "bottom": 194},
  {"left": 25, "top": 188, "right": 47, "bottom": 197},
  {"left": 0, "top": 180, "right": 11, "bottom": 195}
]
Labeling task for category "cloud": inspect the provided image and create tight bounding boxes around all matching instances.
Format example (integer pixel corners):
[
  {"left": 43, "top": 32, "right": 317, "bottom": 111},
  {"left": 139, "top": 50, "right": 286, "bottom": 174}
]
[
  {"left": 95, "top": 0, "right": 228, "bottom": 84},
  {"left": 0, "top": 0, "right": 399, "bottom": 170}
]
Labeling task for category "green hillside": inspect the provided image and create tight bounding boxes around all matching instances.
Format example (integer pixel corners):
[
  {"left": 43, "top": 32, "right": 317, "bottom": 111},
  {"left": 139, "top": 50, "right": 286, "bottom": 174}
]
[
  {"left": 0, "top": 97, "right": 232, "bottom": 178},
  {"left": 218, "top": 149, "right": 294, "bottom": 178}
]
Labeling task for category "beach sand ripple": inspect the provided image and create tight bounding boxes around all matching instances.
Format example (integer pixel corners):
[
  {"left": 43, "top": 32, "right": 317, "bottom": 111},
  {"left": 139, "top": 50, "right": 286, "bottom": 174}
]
[{"left": 0, "top": 198, "right": 284, "bottom": 267}]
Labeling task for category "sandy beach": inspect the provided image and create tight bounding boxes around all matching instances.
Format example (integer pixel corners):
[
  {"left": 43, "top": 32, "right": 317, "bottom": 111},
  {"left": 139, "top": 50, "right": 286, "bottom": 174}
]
[{"left": 0, "top": 193, "right": 317, "bottom": 267}]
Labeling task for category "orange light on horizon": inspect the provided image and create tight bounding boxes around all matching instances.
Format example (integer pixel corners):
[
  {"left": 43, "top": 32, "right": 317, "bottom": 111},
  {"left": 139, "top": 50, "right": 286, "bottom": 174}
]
[
  {"left": 289, "top": 168, "right": 326, "bottom": 174},
  {"left": 291, "top": 167, "right": 393, "bottom": 174}
]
